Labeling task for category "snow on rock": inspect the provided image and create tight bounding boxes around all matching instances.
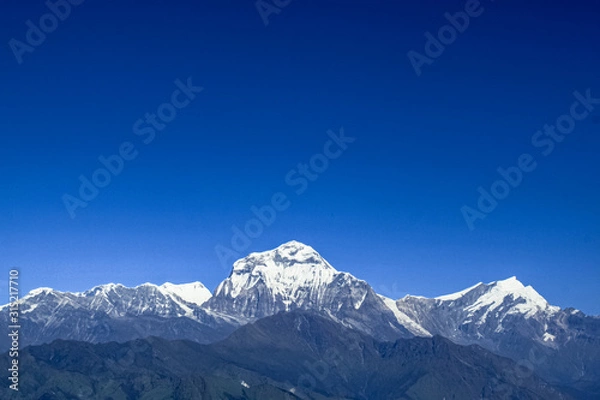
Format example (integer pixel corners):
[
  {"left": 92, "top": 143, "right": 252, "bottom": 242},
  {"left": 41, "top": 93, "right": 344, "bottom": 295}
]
[
  {"left": 207, "top": 240, "right": 415, "bottom": 340},
  {"left": 22, "top": 287, "right": 55, "bottom": 299},
  {"left": 463, "top": 277, "right": 559, "bottom": 320},
  {"left": 543, "top": 332, "right": 556, "bottom": 342},
  {"left": 214, "top": 240, "right": 339, "bottom": 305},
  {"left": 432, "top": 277, "right": 560, "bottom": 321},
  {"left": 379, "top": 295, "right": 432, "bottom": 337}
]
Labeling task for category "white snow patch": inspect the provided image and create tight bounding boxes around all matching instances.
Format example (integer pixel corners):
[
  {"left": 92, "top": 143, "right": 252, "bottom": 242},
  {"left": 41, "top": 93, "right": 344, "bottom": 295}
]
[
  {"left": 354, "top": 290, "right": 368, "bottom": 310},
  {"left": 21, "top": 302, "right": 40, "bottom": 314},
  {"left": 159, "top": 282, "right": 212, "bottom": 306},
  {"left": 543, "top": 332, "right": 556, "bottom": 342}
]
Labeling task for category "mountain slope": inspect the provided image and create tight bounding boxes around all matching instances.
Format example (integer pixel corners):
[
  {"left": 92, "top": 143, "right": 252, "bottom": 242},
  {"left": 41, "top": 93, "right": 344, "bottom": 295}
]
[
  {"left": 0, "top": 312, "right": 572, "bottom": 400},
  {"left": 210, "top": 311, "right": 572, "bottom": 399},
  {"left": 392, "top": 277, "right": 600, "bottom": 393},
  {"left": 396, "top": 277, "right": 561, "bottom": 347}
]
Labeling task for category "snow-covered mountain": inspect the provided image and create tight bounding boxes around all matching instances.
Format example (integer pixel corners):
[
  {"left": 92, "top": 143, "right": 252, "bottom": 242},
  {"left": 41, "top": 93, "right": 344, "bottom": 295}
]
[
  {"left": 2, "top": 240, "right": 599, "bottom": 390},
  {"left": 208, "top": 240, "right": 341, "bottom": 318},
  {"left": 389, "top": 276, "right": 600, "bottom": 386},
  {"left": 0, "top": 281, "right": 236, "bottom": 350},
  {"left": 206, "top": 240, "right": 415, "bottom": 339},
  {"left": 393, "top": 276, "right": 562, "bottom": 347},
  {"left": 18, "top": 281, "right": 213, "bottom": 318}
]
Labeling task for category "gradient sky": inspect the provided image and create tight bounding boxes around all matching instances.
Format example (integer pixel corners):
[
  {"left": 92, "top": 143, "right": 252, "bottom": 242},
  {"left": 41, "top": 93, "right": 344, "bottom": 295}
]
[{"left": 1, "top": 0, "right": 599, "bottom": 313}]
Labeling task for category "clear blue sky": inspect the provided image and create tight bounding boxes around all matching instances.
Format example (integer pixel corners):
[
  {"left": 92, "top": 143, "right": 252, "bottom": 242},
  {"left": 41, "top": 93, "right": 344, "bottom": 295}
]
[{"left": 1, "top": 0, "right": 599, "bottom": 313}]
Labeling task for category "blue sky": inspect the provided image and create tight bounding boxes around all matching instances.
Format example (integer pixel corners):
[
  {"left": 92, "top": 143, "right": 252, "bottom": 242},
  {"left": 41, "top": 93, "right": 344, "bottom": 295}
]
[{"left": 1, "top": 0, "right": 599, "bottom": 313}]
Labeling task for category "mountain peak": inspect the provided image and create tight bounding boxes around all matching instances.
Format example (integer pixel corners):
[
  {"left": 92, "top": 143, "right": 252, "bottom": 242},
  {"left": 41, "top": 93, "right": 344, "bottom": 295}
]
[
  {"left": 159, "top": 281, "right": 211, "bottom": 306},
  {"left": 83, "top": 283, "right": 126, "bottom": 296},
  {"left": 24, "top": 287, "right": 55, "bottom": 298},
  {"left": 232, "top": 241, "right": 335, "bottom": 273},
  {"left": 493, "top": 276, "right": 523, "bottom": 289},
  {"left": 489, "top": 276, "right": 557, "bottom": 310},
  {"left": 279, "top": 239, "right": 310, "bottom": 248},
  {"left": 467, "top": 277, "right": 560, "bottom": 318},
  {"left": 488, "top": 276, "right": 537, "bottom": 299},
  {"left": 210, "top": 242, "right": 377, "bottom": 320},
  {"left": 430, "top": 276, "right": 560, "bottom": 320},
  {"left": 269, "top": 240, "right": 321, "bottom": 258}
]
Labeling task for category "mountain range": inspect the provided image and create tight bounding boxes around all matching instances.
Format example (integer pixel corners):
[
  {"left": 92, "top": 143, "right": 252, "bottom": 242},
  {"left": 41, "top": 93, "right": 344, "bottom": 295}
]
[{"left": 2, "top": 241, "right": 599, "bottom": 399}]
